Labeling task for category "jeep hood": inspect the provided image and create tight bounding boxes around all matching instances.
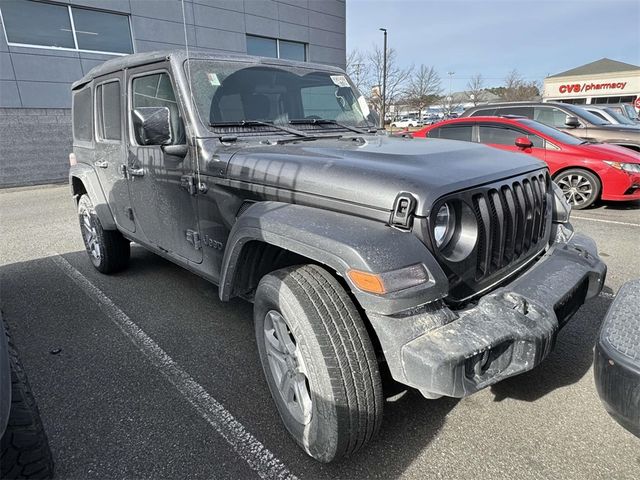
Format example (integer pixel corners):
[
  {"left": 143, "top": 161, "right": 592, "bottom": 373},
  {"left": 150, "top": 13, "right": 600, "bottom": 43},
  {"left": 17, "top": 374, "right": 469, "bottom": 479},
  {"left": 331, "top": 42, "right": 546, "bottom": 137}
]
[{"left": 225, "top": 135, "right": 545, "bottom": 216}]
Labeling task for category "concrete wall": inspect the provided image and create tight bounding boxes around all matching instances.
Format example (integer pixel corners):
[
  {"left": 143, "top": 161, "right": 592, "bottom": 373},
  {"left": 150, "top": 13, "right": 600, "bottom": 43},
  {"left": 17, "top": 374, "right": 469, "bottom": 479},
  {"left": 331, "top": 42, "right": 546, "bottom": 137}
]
[
  {"left": 0, "top": 108, "right": 72, "bottom": 187},
  {"left": 0, "top": 0, "right": 346, "bottom": 187}
]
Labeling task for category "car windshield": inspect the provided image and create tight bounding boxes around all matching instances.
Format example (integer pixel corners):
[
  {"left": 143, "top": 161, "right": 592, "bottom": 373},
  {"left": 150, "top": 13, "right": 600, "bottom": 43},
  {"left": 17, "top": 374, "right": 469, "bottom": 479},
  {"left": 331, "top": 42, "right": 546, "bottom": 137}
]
[
  {"left": 603, "top": 107, "right": 635, "bottom": 125},
  {"left": 563, "top": 104, "right": 610, "bottom": 126},
  {"left": 185, "top": 59, "right": 371, "bottom": 134},
  {"left": 623, "top": 104, "right": 639, "bottom": 121},
  {"left": 519, "top": 119, "right": 586, "bottom": 145}
]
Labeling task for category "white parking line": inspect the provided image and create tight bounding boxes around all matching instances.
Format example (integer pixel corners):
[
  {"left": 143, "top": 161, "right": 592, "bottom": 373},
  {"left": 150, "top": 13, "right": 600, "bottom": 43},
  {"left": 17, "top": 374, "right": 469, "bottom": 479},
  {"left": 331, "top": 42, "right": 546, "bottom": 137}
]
[
  {"left": 571, "top": 215, "right": 640, "bottom": 227},
  {"left": 51, "top": 255, "right": 296, "bottom": 480}
]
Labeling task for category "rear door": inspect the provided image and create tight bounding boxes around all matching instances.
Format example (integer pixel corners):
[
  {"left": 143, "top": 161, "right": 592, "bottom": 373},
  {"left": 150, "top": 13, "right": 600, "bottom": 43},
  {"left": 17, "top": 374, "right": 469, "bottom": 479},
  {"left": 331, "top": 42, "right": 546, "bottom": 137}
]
[
  {"left": 428, "top": 123, "right": 474, "bottom": 142},
  {"left": 93, "top": 74, "right": 135, "bottom": 233},
  {"left": 125, "top": 64, "right": 202, "bottom": 263}
]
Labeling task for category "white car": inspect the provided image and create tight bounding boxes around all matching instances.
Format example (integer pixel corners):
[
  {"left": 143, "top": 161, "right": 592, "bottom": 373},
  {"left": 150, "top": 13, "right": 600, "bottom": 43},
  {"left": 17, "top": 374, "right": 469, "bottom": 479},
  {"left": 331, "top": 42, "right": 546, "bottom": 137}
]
[{"left": 390, "top": 117, "right": 422, "bottom": 128}]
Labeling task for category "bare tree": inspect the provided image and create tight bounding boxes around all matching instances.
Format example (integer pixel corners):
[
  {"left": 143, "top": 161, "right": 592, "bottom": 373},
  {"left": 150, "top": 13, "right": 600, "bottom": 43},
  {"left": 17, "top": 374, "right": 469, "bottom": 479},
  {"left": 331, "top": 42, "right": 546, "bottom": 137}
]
[
  {"left": 440, "top": 94, "right": 464, "bottom": 118},
  {"left": 465, "top": 73, "right": 486, "bottom": 106},
  {"left": 501, "top": 70, "right": 541, "bottom": 101},
  {"left": 405, "top": 65, "right": 442, "bottom": 119},
  {"left": 346, "top": 49, "right": 368, "bottom": 94},
  {"left": 367, "top": 44, "right": 413, "bottom": 122}
]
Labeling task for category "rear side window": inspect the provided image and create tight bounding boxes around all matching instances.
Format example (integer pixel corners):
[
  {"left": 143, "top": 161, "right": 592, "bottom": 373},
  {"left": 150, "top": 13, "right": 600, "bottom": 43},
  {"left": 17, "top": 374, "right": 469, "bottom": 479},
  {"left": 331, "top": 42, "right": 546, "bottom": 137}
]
[
  {"left": 470, "top": 108, "right": 496, "bottom": 117},
  {"left": 72, "top": 87, "right": 92, "bottom": 143},
  {"left": 96, "top": 81, "right": 122, "bottom": 141},
  {"left": 533, "top": 107, "right": 568, "bottom": 129},
  {"left": 496, "top": 107, "right": 534, "bottom": 118},
  {"left": 433, "top": 125, "right": 473, "bottom": 142}
]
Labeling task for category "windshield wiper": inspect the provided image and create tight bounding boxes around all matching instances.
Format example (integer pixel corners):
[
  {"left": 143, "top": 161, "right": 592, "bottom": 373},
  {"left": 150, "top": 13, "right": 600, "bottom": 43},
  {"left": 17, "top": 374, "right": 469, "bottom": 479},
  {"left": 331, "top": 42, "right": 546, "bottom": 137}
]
[
  {"left": 289, "top": 118, "right": 371, "bottom": 134},
  {"left": 209, "top": 120, "right": 310, "bottom": 138}
]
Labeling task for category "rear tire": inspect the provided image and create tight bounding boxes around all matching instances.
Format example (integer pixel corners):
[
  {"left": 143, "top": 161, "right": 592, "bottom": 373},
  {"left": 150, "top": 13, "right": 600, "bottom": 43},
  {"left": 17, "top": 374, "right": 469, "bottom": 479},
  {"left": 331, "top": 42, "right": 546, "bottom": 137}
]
[
  {"left": 77, "top": 194, "right": 130, "bottom": 273},
  {"left": 254, "top": 265, "right": 383, "bottom": 462},
  {"left": 554, "top": 168, "right": 601, "bottom": 210},
  {"left": 1, "top": 322, "right": 54, "bottom": 479}
]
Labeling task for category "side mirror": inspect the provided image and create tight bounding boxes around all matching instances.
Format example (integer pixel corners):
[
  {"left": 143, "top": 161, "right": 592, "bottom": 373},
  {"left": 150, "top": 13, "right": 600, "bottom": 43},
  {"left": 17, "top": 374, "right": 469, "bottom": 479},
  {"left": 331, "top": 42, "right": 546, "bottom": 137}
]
[
  {"left": 515, "top": 136, "right": 533, "bottom": 149},
  {"left": 565, "top": 115, "right": 581, "bottom": 128},
  {"left": 132, "top": 107, "right": 172, "bottom": 145}
]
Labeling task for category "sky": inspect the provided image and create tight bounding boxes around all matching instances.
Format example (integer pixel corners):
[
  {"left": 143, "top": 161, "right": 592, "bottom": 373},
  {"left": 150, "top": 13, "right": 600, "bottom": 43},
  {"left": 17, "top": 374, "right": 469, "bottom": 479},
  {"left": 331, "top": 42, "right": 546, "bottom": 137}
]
[{"left": 345, "top": 0, "right": 640, "bottom": 92}]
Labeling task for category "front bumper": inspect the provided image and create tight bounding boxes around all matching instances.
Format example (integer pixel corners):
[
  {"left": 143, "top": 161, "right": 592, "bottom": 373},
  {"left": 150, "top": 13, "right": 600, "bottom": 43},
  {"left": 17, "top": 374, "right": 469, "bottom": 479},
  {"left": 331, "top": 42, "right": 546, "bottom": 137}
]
[
  {"left": 594, "top": 279, "right": 640, "bottom": 438},
  {"left": 601, "top": 170, "right": 640, "bottom": 201},
  {"left": 368, "top": 232, "right": 606, "bottom": 398}
]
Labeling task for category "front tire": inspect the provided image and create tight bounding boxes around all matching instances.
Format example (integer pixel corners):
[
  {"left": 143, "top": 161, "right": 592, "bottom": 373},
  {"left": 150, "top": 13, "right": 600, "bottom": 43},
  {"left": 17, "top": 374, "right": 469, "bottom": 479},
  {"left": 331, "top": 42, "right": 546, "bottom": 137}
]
[
  {"left": 554, "top": 168, "right": 601, "bottom": 210},
  {"left": 77, "top": 194, "right": 130, "bottom": 273},
  {"left": 254, "top": 265, "right": 383, "bottom": 462},
  {"left": 1, "top": 322, "right": 54, "bottom": 479}
]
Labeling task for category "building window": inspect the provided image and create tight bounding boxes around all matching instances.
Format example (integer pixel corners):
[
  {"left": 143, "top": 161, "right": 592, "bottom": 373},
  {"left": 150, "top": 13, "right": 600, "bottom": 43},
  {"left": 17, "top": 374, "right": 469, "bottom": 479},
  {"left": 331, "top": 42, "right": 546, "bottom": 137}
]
[
  {"left": 0, "top": 0, "right": 133, "bottom": 55},
  {"left": 246, "top": 35, "right": 306, "bottom": 61}
]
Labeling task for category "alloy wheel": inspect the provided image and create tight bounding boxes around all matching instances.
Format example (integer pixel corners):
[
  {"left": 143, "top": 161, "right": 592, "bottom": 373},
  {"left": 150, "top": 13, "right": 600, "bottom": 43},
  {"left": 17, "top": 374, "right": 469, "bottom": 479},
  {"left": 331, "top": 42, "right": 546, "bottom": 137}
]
[
  {"left": 263, "top": 310, "right": 313, "bottom": 425},
  {"left": 556, "top": 173, "right": 594, "bottom": 207},
  {"left": 81, "top": 208, "right": 101, "bottom": 262}
]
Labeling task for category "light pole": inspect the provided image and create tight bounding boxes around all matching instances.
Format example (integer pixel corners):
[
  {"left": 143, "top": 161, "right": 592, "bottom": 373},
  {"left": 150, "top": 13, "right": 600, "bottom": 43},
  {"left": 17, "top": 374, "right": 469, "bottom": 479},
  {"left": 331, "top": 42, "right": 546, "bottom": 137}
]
[
  {"left": 447, "top": 71, "right": 455, "bottom": 116},
  {"left": 380, "top": 28, "right": 387, "bottom": 129}
]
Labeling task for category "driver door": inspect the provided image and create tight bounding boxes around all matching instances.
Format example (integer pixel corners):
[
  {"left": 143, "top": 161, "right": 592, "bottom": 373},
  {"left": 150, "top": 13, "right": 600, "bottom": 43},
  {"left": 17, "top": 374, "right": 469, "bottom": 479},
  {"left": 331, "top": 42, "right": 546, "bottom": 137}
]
[
  {"left": 477, "top": 124, "right": 546, "bottom": 163},
  {"left": 125, "top": 65, "right": 202, "bottom": 263}
]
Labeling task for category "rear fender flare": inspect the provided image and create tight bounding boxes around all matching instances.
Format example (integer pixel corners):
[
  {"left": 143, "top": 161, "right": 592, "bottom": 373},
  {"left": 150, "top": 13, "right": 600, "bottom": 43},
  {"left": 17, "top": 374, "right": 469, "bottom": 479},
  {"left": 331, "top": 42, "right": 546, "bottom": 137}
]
[
  {"left": 219, "top": 202, "right": 448, "bottom": 315},
  {"left": 69, "top": 163, "right": 116, "bottom": 230}
]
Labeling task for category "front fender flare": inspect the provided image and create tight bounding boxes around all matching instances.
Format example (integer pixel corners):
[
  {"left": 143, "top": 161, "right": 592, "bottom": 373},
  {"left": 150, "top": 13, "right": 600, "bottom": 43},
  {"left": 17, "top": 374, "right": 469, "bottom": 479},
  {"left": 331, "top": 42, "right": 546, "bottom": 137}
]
[{"left": 219, "top": 202, "right": 448, "bottom": 315}]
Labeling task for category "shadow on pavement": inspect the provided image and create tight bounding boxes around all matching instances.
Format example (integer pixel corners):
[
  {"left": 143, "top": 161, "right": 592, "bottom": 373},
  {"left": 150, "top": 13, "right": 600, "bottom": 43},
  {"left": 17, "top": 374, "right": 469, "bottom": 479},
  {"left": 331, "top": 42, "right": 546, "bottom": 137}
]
[
  {"left": 490, "top": 291, "right": 612, "bottom": 403},
  {"left": 598, "top": 199, "right": 640, "bottom": 210},
  {"left": 0, "top": 250, "right": 459, "bottom": 480}
]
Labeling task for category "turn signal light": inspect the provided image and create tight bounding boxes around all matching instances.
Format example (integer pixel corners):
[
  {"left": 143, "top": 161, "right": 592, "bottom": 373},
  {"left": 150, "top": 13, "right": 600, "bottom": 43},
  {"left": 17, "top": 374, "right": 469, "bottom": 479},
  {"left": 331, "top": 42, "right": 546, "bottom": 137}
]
[{"left": 347, "top": 270, "right": 386, "bottom": 294}]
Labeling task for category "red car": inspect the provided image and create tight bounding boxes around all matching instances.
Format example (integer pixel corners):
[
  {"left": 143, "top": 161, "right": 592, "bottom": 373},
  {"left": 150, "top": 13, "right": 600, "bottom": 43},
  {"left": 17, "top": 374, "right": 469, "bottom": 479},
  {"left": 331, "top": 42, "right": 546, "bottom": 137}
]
[{"left": 412, "top": 116, "right": 640, "bottom": 209}]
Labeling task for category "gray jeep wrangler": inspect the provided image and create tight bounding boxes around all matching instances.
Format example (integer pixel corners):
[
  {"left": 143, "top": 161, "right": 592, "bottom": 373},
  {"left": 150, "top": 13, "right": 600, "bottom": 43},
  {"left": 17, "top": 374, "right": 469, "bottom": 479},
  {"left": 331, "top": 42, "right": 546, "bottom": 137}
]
[{"left": 69, "top": 51, "right": 606, "bottom": 462}]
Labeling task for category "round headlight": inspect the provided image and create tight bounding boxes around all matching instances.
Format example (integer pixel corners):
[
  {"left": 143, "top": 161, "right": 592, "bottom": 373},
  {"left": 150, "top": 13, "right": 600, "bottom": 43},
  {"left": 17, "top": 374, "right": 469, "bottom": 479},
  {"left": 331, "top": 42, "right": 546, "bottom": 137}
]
[{"left": 434, "top": 203, "right": 456, "bottom": 248}]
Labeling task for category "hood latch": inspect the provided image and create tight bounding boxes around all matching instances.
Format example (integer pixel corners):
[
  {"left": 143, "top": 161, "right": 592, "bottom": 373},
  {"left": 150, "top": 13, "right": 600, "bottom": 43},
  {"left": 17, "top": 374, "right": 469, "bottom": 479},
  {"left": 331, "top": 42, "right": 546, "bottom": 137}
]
[{"left": 390, "top": 192, "right": 417, "bottom": 230}]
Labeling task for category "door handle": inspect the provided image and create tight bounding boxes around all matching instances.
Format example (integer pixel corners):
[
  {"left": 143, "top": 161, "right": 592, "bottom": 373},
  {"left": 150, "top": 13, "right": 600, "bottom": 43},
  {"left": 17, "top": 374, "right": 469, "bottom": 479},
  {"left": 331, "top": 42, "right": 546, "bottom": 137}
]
[
  {"left": 94, "top": 161, "right": 109, "bottom": 168},
  {"left": 129, "top": 168, "right": 145, "bottom": 177}
]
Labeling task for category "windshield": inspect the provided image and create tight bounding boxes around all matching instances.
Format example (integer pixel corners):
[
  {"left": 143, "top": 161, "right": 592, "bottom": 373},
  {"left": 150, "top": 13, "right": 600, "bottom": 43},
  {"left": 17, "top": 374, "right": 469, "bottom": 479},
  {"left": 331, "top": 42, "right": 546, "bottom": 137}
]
[
  {"left": 185, "top": 60, "right": 371, "bottom": 134},
  {"left": 603, "top": 107, "right": 635, "bottom": 125},
  {"left": 623, "top": 104, "right": 639, "bottom": 121},
  {"left": 519, "top": 119, "right": 585, "bottom": 145},
  {"left": 562, "top": 103, "right": 610, "bottom": 126}
]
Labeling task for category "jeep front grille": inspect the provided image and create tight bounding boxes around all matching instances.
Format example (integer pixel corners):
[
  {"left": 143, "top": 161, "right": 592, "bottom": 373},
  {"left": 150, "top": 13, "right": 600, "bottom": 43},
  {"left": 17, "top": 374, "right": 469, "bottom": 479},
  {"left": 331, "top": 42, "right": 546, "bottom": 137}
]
[
  {"left": 472, "top": 172, "right": 549, "bottom": 281},
  {"left": 430, "top": 170, "right": 552, "bottom": 303}
]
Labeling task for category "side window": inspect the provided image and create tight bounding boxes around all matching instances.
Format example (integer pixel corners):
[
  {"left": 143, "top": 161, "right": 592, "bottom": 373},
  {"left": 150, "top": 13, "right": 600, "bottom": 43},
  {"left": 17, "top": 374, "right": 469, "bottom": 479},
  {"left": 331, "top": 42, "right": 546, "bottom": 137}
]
[
  {"left": 131, "top": 72, "right": 184, "bottom": 145},
  {"left": 479, "top": 125, "right": 544, "bottom": 148},
  {"left": 470, "top": 108, "right": 495, "bottom": 117},
  {"left": 588, "top": 110, "right": 607, "bottom": 121},
  {"left": 72, "top": 86, "right": 92, "bottom": 143},
  {"left": 96, "top": 81, "right": 121, "bottom": 141},
  {"left": 436, "top": 125, "right": 473, "bottom": 142},
  {"left": 533, "top": 107, "right": 568, "bottom": 128},
  {"left": 478, "top": 125, "right": 521, "bottom": 146},
  {"left": 498, "top": 107, "right": 534, "bottom": 118}
]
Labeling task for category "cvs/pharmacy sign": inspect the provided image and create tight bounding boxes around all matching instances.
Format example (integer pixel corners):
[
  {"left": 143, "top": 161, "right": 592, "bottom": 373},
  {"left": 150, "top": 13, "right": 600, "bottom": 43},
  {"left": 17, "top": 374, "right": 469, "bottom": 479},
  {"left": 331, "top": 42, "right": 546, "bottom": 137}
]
[{"left": 559, "top": 81, "right": 628, "bottom": 94}]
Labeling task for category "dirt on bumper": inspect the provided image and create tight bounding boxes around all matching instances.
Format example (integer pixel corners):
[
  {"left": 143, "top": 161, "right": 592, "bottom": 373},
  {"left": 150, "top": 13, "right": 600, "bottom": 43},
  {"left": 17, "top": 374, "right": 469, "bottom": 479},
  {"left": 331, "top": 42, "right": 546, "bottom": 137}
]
[{"left": 369, "top": 232, "right": 607, "bottom": 399}]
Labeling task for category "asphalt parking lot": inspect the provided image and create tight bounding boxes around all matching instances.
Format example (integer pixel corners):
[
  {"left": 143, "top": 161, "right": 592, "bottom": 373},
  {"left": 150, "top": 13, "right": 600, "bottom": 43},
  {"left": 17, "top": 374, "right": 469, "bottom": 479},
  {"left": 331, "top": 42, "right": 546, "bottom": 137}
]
[{"left": 1, "top": 184, "right": 638, "bottom": 480}]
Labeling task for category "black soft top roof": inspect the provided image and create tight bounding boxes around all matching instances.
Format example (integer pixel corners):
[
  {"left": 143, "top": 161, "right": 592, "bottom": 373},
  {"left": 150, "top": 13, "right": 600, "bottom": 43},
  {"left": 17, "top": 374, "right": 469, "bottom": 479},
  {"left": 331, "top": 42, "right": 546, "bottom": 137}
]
[{"left": 71, "top": 49, "right": 345, "bottom": 90}]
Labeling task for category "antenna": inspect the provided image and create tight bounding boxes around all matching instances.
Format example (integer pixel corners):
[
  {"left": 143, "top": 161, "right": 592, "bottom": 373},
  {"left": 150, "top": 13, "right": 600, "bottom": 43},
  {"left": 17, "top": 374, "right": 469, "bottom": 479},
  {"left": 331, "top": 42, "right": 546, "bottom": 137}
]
[{"left": 180, "top": 0, "right": 202, "bottom": 189}]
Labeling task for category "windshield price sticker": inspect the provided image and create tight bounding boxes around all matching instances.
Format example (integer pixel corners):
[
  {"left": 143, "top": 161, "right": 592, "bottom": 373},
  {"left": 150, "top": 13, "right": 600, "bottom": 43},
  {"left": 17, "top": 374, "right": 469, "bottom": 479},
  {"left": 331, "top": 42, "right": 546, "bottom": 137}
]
[
  {"left": 206, "top": 72, "right": 221, "bottom": 86},
  {"left": 357, "top": 96, "right": 370, "bottom": 117},
  {"left": 330, "top": 75, "right": 350, "bottom": 88}
]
